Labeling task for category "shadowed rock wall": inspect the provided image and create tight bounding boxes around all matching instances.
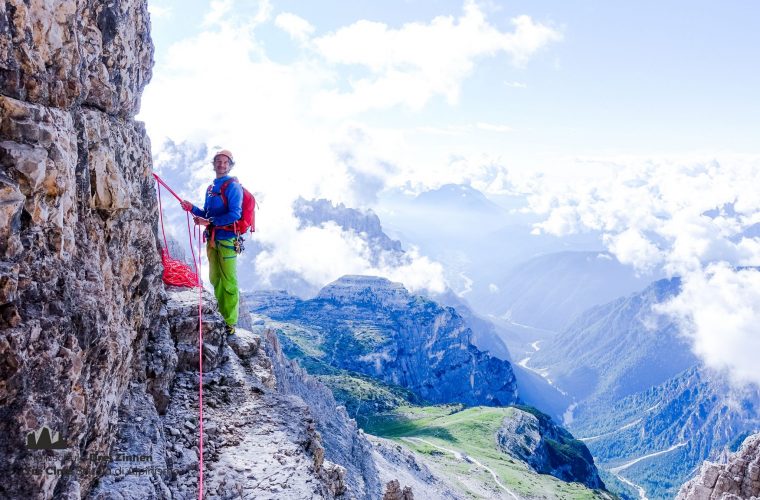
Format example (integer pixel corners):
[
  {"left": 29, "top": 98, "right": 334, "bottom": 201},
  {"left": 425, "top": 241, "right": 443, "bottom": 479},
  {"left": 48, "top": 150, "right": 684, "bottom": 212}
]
[{"left": 0, "top": 1, "right": 158, "bottom": 497}]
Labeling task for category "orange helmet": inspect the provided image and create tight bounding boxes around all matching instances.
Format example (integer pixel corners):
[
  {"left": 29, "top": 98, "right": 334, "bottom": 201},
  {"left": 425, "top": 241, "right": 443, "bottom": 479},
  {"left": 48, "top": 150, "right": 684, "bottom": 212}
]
[{"left": 213, "top": 149, "right": 234, "bottom": 165}]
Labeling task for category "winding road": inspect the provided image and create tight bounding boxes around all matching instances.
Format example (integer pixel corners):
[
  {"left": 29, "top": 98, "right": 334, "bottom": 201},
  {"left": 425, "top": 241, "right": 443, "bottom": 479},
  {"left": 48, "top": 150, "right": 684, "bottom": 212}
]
[{"left": 607, "top": 441, "right": 688, "bottom": 500}]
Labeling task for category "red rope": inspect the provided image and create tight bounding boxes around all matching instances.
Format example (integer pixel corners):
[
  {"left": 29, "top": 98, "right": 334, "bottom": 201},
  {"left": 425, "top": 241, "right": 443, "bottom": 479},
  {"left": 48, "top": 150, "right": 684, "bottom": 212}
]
[
  {"left": 152, "top": 173, "right": 205, "bottom": 498},
  {"left": 154, "top": 174, "right": 200, "bottom": 288},
  {"left": 153, "top": 172, "right": 183, "bottom": 201},
  {"left": 197, "top": 224, "right": 204, "bottom": 500}
]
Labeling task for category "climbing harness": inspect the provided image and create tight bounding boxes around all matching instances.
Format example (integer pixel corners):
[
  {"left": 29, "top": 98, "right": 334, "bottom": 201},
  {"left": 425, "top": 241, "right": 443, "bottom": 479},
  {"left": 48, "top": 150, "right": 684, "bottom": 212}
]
[{"left": 153, "top": 173, "right": 206, "bottom": 499}]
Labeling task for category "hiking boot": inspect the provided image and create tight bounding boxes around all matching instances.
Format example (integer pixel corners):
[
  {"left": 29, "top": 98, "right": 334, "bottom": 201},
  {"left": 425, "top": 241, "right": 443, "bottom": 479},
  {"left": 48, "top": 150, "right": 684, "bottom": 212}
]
[{"left": 225, "top": 324, "right": 236, "bottom": 336}]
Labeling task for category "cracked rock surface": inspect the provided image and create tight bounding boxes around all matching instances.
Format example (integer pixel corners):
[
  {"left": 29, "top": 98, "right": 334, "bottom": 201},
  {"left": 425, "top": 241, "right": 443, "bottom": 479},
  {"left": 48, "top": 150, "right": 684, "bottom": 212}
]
[
  {"left": 88, "top": 288, "right": 348, "bottom": 499},
  {"left": 678, "top": 433, "right": 760, "bottom": 500},
  {"left": 1, "top": 1, "right": 157, "bottom": 498}
]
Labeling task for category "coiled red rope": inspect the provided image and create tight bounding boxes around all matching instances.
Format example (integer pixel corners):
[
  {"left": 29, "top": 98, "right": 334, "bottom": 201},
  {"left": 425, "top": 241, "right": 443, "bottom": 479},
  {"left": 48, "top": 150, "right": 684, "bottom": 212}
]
[
  {"left": 153, "top": 173, "right": 205, "bottom": 499},
  {"left": 154, "top": 174, "right": 201, "bottom": 288}
]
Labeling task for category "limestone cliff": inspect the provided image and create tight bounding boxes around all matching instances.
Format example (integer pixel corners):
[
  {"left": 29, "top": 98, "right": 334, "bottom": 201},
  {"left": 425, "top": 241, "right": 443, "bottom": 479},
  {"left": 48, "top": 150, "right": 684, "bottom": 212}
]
[
  {"left": 1, "top": 0, "right": 158, "bottom": 497},
  {"left": 678, "top": 433, "right": 760, "bottom": 500}
]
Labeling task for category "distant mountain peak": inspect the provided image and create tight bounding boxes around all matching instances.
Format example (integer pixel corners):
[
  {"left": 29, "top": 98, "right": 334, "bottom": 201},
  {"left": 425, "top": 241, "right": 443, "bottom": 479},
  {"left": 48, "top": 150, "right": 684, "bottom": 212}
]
[
  {"left": 252, "top": 275, "right": 519, "bottom": 408},
  {"left": 317, "top": 275, "right": 410, "bottom": 307},
  {"left": 293, "top": 197, "right": 403, "bottom": 255},
  {"left": 414, "top": 183, "right": 505, "bottom": 214}
]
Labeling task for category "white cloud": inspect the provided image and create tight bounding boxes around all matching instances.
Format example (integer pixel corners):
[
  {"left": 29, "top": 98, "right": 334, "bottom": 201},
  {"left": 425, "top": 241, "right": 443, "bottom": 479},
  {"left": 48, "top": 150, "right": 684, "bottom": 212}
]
[
  {"left": 528, "top": 157, "right": 760, "bottom": 274},
  {"left": 603, "top": 228, "right": 664, "bottom": 273},
  {"left": 141, "top": 1, "right": 563, "bottom": 300},
  {"left": 381, "top": 247, "right": 447, "bottom": 294},
  {"left": 525, "top": 156, "right": 760, "bottom": 388},
  {"left": 310, "top": 0, "right": 561, "bottom": 115},
  {"left": 505, "top": 81, "right": 527, "bottom": 88},
  {"left": 656, "top": 264, "right": 760, "bottom": 387},
  {"left": 275, "top": 12, "right": 315, "bottom": 42},
  {"left": 148, "top": 4, "right": 172, "bottom": 19},
  {"left": 204, "top": 0, "right": 272, "bottom": 27},
  {"left": 253, "top": 220, "right": 446, "bottom": 294},
  {"left": 203, "top": 0, "right": 234, "bottom": 26},
  {"left": 476, "top": 122, "right": 514, "bottom": 133}
]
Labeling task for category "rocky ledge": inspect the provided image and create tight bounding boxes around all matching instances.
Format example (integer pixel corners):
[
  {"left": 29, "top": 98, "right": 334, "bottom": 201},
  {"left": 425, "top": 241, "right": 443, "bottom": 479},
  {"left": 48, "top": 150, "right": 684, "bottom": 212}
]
[
  {"left": 89, "top": 288, "right": 348, "bottom": 499},
  {"left": 678, "top": 432, "right": 760, "bottom": 500}
]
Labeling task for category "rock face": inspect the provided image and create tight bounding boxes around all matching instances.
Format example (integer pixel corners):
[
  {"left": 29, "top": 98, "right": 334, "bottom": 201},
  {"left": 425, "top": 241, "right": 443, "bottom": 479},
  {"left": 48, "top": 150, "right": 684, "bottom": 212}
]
[
  {"left": 496, "top": 406, "right": 605, "bottom": 490},
  {"left": 677, "top": 433, "right": 760, "bottom": 500},
  {"left": 0, "top": 1, "right": 158, "bottom": 498},
  {"left": 431, "top": 288, "right": 511, "bottom": 361},
  {"left": 383, "top": 479, "right": 415, "bottom": 500},
  {"left": 252, "top": 275, "right": 519, "bottom": 407},
  {"left": 369, "top": 436, "right": 459, "bottom": 499},
  {"left": 0, "top": 0, "right": 153, "bottom": 115},
  {"left": 265, "top": 329, "right": 384, "bottom": 499},
  {"left": 89, "top": 288, "right": 348, "bottom": 499}
]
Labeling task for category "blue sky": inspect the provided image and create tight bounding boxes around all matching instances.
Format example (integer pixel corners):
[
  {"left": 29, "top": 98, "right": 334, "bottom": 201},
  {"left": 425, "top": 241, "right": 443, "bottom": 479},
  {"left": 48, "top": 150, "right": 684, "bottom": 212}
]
[{"left": 145, "top": 0, "right": 760, "bottom": 163}]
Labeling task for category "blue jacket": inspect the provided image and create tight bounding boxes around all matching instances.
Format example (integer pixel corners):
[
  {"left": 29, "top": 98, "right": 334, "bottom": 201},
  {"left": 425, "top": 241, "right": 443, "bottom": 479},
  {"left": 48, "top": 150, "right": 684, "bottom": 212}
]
[{"left": 191, "top": 175, "right": 243, "bottom": 241}]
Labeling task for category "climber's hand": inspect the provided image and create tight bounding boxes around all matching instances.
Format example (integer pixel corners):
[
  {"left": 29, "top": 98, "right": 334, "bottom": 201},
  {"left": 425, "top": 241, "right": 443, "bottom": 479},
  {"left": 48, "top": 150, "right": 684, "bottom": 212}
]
[
  {"left": 180, "top": 200, "right": 193, "bottom": 211},
  {"left": 193, "top": 216, "right": 210, "bottom": 227}
]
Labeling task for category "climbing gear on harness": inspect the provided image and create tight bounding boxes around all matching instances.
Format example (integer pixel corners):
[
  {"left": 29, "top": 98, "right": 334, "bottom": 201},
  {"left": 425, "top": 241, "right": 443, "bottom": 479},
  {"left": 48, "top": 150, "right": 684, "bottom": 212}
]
[{"left": 233, "top": 236, "right": 244, "bottom": 254}]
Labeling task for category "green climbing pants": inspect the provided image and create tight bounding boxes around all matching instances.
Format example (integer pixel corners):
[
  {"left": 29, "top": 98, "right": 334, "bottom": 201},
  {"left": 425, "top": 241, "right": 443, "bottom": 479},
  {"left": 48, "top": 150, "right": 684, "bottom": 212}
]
[{"left": 207, "top": 238, "right": 238, "bottom": 326}]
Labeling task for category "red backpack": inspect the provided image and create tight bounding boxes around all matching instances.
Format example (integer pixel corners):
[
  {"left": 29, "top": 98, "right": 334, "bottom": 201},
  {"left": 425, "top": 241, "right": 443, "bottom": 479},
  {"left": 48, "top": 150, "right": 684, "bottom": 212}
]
[{"left": 217, "top": 177, "right": 256, "bottom": 234}]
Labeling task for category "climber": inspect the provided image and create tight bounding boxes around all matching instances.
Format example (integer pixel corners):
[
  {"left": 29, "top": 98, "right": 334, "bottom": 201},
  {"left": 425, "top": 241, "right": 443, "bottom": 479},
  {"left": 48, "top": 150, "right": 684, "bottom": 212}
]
[{"left": 180, "top": 149, "right": 242, "bottom": 335}]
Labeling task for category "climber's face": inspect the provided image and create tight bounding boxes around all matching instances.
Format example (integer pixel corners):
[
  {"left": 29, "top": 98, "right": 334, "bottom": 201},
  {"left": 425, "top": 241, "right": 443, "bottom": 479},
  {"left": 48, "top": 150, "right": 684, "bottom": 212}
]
[{"left": 213, "top": 155, "right": 232, "bottom": 177}]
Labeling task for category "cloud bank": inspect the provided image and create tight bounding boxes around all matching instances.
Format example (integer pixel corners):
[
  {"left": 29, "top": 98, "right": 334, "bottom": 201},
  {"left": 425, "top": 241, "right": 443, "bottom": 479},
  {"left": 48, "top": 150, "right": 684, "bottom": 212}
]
[
  {"left": 526, "top": 156, "right": 760, "bottom": 387},
  {"left": 311, "top": 1, "right": 561, "bottom": 115}
]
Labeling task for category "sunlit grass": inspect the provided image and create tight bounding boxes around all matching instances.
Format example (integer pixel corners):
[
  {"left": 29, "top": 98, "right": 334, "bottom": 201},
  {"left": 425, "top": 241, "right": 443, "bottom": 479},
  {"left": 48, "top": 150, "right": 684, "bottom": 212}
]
[{"left": 367, "top": 405, "right": 611, "bottom": 499}]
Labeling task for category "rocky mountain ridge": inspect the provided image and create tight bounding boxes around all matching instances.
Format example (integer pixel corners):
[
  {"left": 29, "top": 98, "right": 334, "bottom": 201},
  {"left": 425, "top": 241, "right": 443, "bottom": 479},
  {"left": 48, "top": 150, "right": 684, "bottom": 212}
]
[
  {"left": 480, "top": 251, "right": 656, "bottom": 332},
  {"left": 573, "top": 366, "right": 760, "bottom": 499},
  {"left": 496, "top": 406, "right": 605, "bottom": 489},
  {"left": 90, "top": 288, "right": 351, "bottom": 499},
  {"left": 532, "top": 277, "right": 695, "bottom": 403},
  {"left": 293, "top": 197, "right": 404, "bottom": 257},
  {"left": 251, "top": 275, "right": 519, "bottom": 408},
  {"left": 535, "top": 277, "right": 760, "bottom": 499},
  {"left": 248, "top": 276, "right": 615, "bottom": 493}
]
